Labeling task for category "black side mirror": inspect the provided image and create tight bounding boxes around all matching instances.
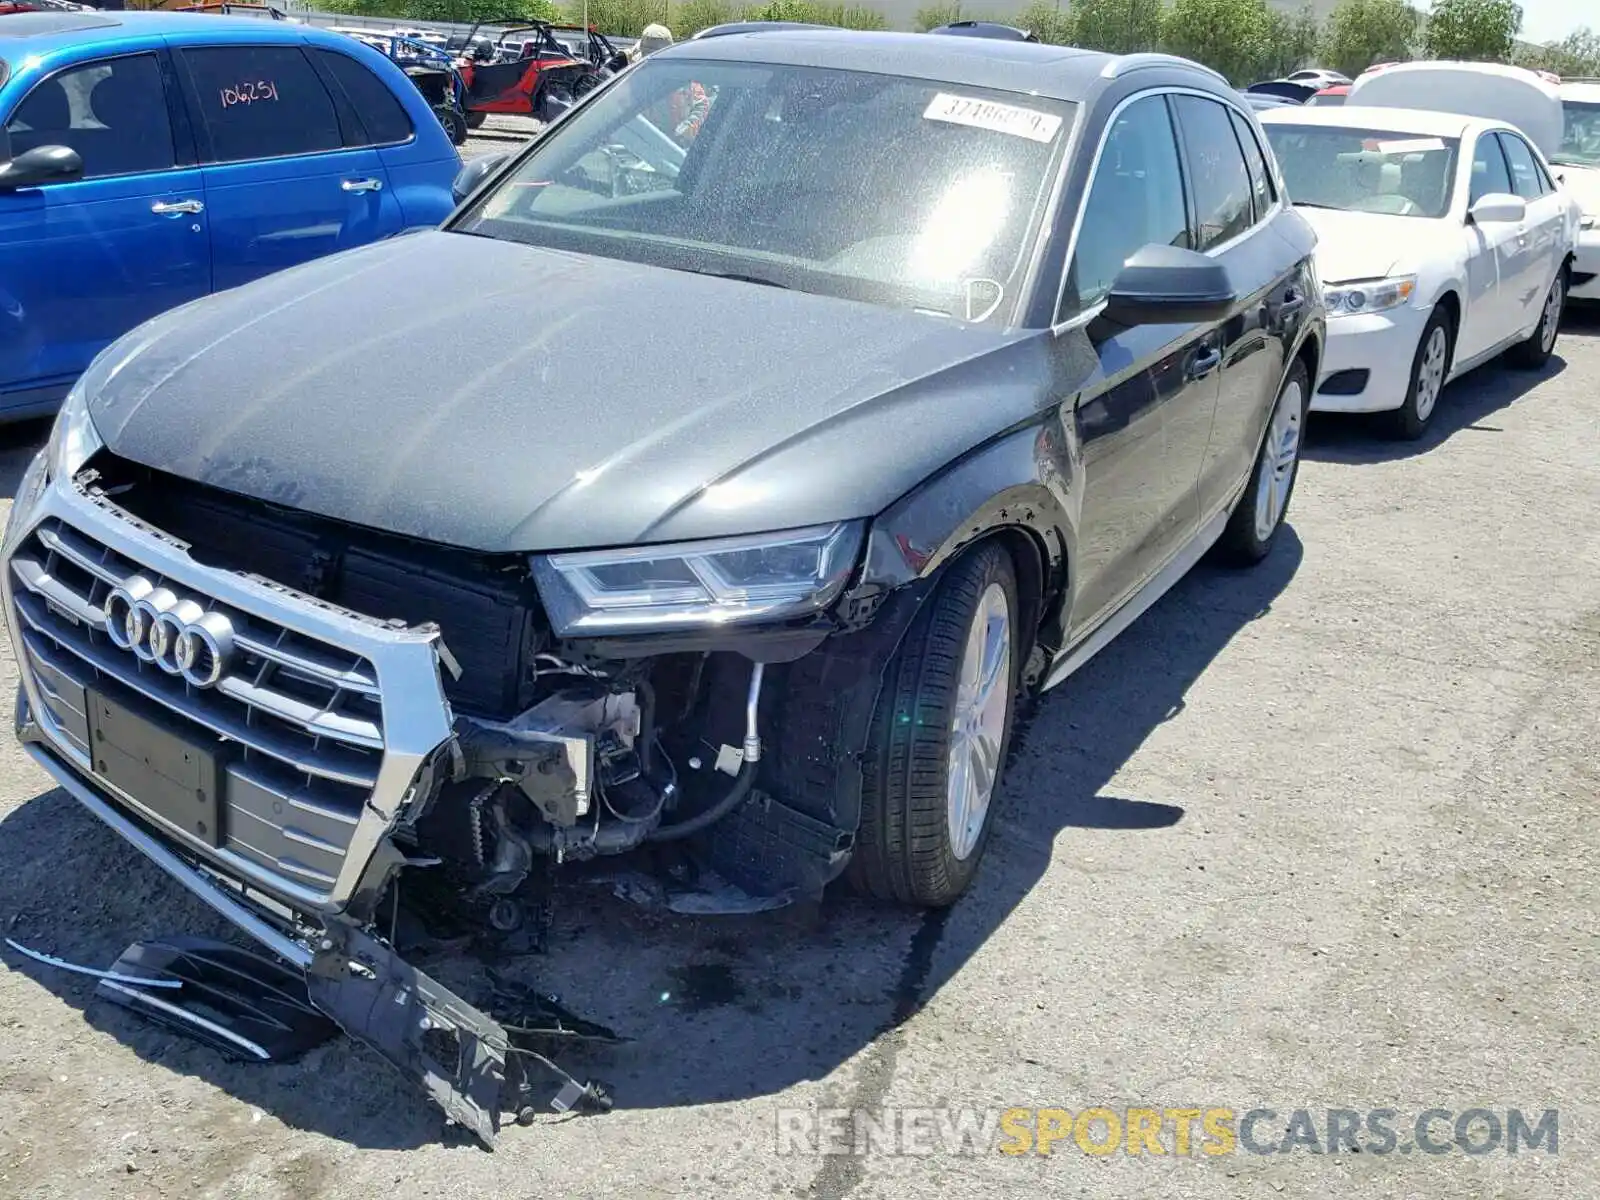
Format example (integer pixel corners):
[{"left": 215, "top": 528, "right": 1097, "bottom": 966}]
[
  {"left": 0, "top": 143, "right": 84, "bottom": 193},
  {"left": 1100, "top": 243, "right": 1236, "bottom": 328},
  {"left": 451, "top": 152, "right": 509, "bottom": 206}
]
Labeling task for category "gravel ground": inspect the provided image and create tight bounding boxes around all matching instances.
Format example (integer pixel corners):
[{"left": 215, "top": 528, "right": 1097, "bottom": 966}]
[
  {"left": 459, "top": 116, "right": 541, "bottom": 162},
  {"left": 0, "top": 306, "right": 1596, "bottom": 1200}
]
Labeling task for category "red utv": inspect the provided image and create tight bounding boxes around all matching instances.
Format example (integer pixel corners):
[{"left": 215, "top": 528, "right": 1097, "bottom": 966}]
[{"left": 456, "top": 20, "right": 606, "bottom": 127}]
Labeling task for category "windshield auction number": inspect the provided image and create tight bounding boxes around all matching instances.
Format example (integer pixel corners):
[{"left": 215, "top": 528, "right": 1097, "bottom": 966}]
[{"left": 220, "top": 80, "right": 279, "bottom": 109}]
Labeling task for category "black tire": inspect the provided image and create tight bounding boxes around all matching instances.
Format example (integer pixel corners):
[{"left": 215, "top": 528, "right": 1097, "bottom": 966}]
[
  {"left": 1214, "top": 358, "right": 1310, "bottom": 566},
  {"left": 1382, "top": 306, "right": 1453, "bottom": 440},
  {"left": 1506, "top": 266, "right": 1565, "bottom": 369},
  {"left": 848, "top": 543, "right": 1020, "bottom": 907},
  {"left": 465, "top": 110, "right": 487, "bottom": 130},
  {"left": 434, "top": 106, "right": 468, "bottom": 146}
]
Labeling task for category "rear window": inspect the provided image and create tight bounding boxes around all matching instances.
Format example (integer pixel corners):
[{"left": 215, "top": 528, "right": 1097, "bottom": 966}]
[
  {"left": 311, "top": 47, "right": 413, "bottom": 146},
  {"left": 179, "top": 44, "right": 343, "bottom": 164}
]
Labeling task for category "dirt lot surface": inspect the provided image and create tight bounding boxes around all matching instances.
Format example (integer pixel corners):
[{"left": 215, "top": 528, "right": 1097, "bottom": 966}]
[{"left": 0, "top": 306, "right": 1596, "bottom": 1200}]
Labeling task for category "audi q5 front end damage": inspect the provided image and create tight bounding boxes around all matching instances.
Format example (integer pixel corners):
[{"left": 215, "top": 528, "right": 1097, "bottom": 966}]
[{"left": 0, "top": 359, "right": 940, "bottom": 1146}]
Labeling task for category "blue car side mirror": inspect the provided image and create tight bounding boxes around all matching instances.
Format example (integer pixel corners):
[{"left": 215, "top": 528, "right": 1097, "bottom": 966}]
[{"left": 0, "top": 143, "right": 84, "bottom": 193}]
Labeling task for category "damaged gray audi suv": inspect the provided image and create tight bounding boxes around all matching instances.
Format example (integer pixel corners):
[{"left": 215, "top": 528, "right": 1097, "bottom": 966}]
[{"left": 2, "top": 30, "right": 1322, "bottom": 1142}]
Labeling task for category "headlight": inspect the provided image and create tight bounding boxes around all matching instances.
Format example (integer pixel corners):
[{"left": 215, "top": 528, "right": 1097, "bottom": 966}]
[
  {"left": 531, "top": 521, "right": 864, "bottom": 636},
  {"left": 1325, "top": 275, "right": 1417, "bottom": 317},
  {"left": 2, "top": 383, "right": 99, "bottom": 556},
  {"left": 46, "top": 378, "right": 103, "bottom": 481},
  {"left": 1, "top": 449, "right": 48, "bottom": 555}
]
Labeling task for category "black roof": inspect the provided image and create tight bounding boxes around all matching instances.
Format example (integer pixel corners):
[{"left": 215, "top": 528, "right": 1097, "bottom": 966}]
[
  {"left": 928, "top": 21, "right": 1040, "bottom": 42},
  {"left": 689, "top": 20, "right": 833, "bottom": 40},
  {"left": 659, "top": 29, "right": 1155, "bottom": 102}
]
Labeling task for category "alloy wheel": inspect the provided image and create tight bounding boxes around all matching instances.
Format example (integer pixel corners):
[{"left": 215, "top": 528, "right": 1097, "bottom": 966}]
[
  {"left": 947, "top": 582, "right": 1011, "bottom": 862},
  {"left": 1539, "top": 275, "right": 1564, "bottom": 353},
  {"left": 1414, "top": 324, "right": 1449, "bottom": 423},
  {"left": 1254, "top": 378, "right": 1304, "bottom": 542}
]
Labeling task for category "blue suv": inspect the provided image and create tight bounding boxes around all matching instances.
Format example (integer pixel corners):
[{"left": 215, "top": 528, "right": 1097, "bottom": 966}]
[{"left": 0, "top": 11, "right": 461, "bottom": 420}]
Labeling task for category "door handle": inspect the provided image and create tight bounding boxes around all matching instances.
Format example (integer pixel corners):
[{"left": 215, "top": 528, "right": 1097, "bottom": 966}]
[
  {"left": 341, "top": 178, "right": 384, "bottom": 193},
  {"left": 151, "top": 199, "right": 204, "bottom": 215}
]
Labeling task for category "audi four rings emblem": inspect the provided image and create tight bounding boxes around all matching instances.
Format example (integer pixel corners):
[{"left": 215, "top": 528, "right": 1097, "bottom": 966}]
[{"left": 103, "top": 575, "right": 236, "bottom": 688}]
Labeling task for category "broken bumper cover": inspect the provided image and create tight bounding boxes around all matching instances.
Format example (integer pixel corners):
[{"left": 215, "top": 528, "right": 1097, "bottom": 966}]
[
  {"left": 20, "top": 719, "right": 525, "bottom": 1146},
  {"left": 2, "top": 469, "right": 540, "bottom": 1148}
]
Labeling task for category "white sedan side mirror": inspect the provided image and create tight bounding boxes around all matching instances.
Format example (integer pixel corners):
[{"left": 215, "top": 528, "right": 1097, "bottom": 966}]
[{"left": 1469, "top": 193, "right": 1527, "bottom": 224}]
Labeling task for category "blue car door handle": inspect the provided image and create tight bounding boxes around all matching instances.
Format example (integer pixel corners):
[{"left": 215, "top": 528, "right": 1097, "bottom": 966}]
[
  {"left": 151, "top": 199, "right": 204, "bottom": 216},
  {"left": 341, "top": 178, "right": 384, "bottom": 193}
]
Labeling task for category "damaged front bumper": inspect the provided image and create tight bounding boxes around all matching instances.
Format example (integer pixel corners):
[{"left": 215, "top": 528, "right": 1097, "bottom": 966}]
[
  {"left": 3, "top": 466, "right": 586, "bottom": 1147},
  {"left": 19, "top": 697, "right": 582, "bottom": 1147}
]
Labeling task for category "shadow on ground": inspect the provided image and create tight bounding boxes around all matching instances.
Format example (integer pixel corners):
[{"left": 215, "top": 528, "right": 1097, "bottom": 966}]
[
  {"left": 1302, "top": 349, "right": 1567, "bottom": 465},
  {"left": 0, "top": 526, "right": 1303, "bottom": 1160}
]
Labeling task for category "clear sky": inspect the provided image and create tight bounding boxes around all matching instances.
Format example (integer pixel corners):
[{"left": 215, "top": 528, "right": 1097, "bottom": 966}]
[{"left": 1521, "top": 0, "right": 1592, "bottom": 44}]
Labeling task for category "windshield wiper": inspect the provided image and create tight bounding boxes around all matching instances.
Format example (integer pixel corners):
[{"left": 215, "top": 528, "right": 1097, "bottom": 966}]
[
  {"left": 1289, "top": 200, "right": 1345, "bottom": 210},
  {"left": 676, "top": 267, "right": 792, "bottom": 290}
]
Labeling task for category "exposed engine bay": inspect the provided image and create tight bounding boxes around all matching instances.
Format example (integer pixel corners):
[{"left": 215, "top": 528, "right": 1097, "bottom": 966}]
[{"left": 58, "top": 453, "right": 918, "bottom": 1144}]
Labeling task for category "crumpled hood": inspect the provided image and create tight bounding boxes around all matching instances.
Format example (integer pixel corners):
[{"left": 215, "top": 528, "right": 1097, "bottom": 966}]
[
  {"left": 1295, "top": 206, "right": 1458, "bottom": 283},
  {"left": 85, "top": 231, "right": 1029, "bottom": 553}
]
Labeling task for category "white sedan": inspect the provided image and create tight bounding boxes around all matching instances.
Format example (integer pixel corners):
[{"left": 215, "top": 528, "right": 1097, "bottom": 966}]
[
  {"left": 1556, "top": 80, "right": 1600, "bottom": 302},
  {"left": 1259, "top": 105, "right": 1582, "bottom": 438}
]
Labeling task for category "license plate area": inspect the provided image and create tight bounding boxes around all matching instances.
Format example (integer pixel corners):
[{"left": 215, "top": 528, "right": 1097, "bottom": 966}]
[{"left": 87, "top": 688, "right": 224, "bottom": 847}]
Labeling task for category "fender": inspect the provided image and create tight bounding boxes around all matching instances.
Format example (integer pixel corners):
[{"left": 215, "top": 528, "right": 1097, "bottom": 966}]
[{"left": 854, "top": 418, "right": 1081, "bottom": 668}]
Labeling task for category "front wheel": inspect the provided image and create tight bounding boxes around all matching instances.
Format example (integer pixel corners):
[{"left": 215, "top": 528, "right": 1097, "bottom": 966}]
[
  {"left": 1214, "top": 358, "right": 1309, "bottom": 566},
  {"left": 1383, "top": 307, "right": 1452, "bottom": 440},
  {"left": 849, "top": 544, "right": 1020, "bottom": 907},
  {"left": 1506, "top": 268, "right": 1565, "bottom": 369}
]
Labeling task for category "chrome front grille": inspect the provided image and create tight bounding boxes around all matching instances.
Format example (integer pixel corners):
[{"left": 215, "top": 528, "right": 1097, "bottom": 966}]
[{"left": 9, "top": 515, "right": 389, "bottom": 902}]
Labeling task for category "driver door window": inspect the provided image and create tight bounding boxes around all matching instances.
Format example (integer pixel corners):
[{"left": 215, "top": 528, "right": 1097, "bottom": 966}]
[
  {"left": 1060, "top": 93, "right": 1190, "bottom": 319},
  {"left": 1497, "top": 132, "right": 1547, "bottom": 199},
  {"left": 5, "top": 53, "right": 176, "bottom": 179},
  {"left": 1469, "top": 133, "right": 1513, "bottom": 203}
]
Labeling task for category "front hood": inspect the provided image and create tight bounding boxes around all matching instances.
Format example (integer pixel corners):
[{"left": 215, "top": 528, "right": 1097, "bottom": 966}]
[
  {"left": 1295, "top": 206, "right": 1453, "bottom": 282},
  {"left": 85, "top": 231, "right": 1027, "bottom": 553}
]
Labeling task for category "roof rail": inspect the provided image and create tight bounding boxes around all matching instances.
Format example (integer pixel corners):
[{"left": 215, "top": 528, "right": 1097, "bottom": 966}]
[{"left": 1102, "top": 51, "right": 1228, "bottom": 85}]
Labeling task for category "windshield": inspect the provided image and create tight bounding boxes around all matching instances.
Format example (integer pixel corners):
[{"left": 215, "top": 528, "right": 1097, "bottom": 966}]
[
  {"left": 1264, "top": 125, "right": 1459, "bottom": 218},
  {"left": 452, "top": 59, "right": 1076, "bottom": 321},
  {"left": 1557, "top": 99, "right": 1600, "bottom": 167}
]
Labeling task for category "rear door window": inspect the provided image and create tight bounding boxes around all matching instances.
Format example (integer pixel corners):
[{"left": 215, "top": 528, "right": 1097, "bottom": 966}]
[
  {"left": 178, "top": 45, "right": 343, "bottom": 163},
  {"left": 1497, "top": 132, "right": 1547, "bottom": 199},
  {"left": 4, "top": 53, "right": 175, "bottom": 179},
  {"left": 1228, "top": 108, "right": 1276, "bottom": 221},
  {"left": 1172, "top": 95, "right": 1255, "bottom": 250},
  {"left": 310, "top": 48, "right": 414, "bottom": 146}
]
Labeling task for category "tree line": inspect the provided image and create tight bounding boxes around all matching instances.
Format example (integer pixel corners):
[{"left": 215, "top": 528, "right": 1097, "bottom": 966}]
[{"left": 318, "top": 0, "right": 1599, "bottom": 86}]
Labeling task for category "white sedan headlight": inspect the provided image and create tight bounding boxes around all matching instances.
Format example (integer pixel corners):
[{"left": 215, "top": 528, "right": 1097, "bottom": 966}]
[
  {"left": 1325, "top": 275, "right": 1417, "bottom": 317},
  {"left": 531, "top": 521, "right": 864, "bottom": 636}
]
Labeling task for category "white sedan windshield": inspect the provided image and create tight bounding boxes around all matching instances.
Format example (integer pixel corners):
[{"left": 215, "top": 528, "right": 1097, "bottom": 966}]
[
  {"left": 453, "top": 59, "right": 1077, "bottom": 320},
  {"left": 1558, "top": 99, "right": 1600, "bottom": 167},
  {"left": 1265, "top": 125, "right": 1460, "bottom": 219}
]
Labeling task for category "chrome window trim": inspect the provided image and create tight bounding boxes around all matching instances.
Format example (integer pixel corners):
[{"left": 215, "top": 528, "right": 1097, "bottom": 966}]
[{"left": 1050, "top": 85, "right": 1286, "bottom": 334}]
